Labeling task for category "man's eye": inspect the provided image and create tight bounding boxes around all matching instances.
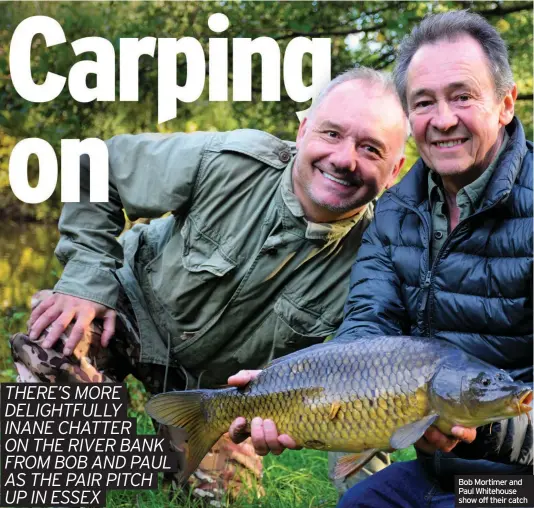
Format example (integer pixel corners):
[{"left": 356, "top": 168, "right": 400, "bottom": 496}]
[
  {"left": 456, "top": 94, "right": 471, "bottom": 102},
  {"left": 325, "top": 131, "right": 339, "bottom": 138},
  {"left": 415, "top": 100, "right": 432, "bottom": 109},
  {"left": 363, "top": 145, "right": 380, "bottom": 155}
]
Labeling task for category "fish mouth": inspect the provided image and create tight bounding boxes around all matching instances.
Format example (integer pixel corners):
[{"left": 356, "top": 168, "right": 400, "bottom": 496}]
[{"left": 516, "top": 389, "right": 533, "bottom": 414}]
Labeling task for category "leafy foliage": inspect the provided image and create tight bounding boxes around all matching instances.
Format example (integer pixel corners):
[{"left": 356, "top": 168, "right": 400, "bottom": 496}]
[{"left": 0, "top": 1, "right": 531, "bottom": 220}]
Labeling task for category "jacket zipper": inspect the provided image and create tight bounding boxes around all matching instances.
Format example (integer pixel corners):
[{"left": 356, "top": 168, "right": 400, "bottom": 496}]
[
  {"left": 418, "top": 270, "right": 432, "bottom": 314},
  {"left": 388, "top": 191, "right": 508, "bottom": 336},
  {"left": 388, "top": 194, "right": 433, "bottom": 335}
]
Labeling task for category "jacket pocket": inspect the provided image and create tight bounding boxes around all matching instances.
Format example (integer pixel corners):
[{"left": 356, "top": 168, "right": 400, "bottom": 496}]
[
  {"left": 233, "top": 294, "right": 338, "bottom": 370},
  {"left": 274, "top": 295, "right": 338, "bottom": 342},
  {"left": 180, "top": 217, "right": 236, "bottom": 277},
  {"left": 146, "top": 216, "right": 236, "bottom": 324}
]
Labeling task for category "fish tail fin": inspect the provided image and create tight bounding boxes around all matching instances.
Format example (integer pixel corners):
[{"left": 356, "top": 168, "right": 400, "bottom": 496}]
[{"left": 145, "top": 390, "right": 224, "bottom": 482}]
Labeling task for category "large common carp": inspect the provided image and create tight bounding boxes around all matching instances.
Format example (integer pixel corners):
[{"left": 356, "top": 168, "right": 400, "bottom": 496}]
[{"left": 146, "top": 336, "right": 532, "bottom": 481}]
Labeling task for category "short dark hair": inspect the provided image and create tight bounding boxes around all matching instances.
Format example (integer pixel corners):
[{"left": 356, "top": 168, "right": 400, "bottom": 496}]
[{"left": 393, "top": 10, "right": 514, "bottom": 113}]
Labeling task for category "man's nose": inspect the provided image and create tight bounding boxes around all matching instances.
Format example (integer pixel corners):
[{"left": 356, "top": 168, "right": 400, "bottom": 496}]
[
  {"left": 330, "top": 140, "right": 357, "bottom": 172},
  {"left": 430, "top": 100, "right": 458, "bottom": 131}
]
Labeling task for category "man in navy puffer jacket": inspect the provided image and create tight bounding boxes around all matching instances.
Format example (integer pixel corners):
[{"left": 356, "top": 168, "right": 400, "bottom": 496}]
[{"left": 337, "top": 10, "right": 532, "bottom": 507}]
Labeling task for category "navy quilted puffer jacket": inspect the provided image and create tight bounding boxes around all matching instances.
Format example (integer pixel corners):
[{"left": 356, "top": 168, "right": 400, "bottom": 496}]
[{"left": 336, "top": 117, "right": 532, "bottom": 476}]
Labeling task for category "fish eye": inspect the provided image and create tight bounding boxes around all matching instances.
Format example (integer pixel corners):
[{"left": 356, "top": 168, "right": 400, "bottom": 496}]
[{"left": 481, "top": 377, "right": 491, "bottom": 387}]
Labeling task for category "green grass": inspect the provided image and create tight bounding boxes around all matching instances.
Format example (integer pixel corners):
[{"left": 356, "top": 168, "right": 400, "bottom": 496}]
[
  {"left": 111, "top": 377, "right": 416, "bottom": 508},
  {"left": 0, "top": 310, "right": 27, "bottom": 382},
  {"left": 1, "top": 313, "right": 416, "bottom": 508},
  {"left": 111, "top": 449, "right": 339, "bottom": 508},
  {"left": 113, "top": 377, "right": 341, "bottom": 507}
]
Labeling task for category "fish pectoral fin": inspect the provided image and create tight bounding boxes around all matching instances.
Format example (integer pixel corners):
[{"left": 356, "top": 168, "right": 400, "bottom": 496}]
[
  {"left": 333, "top": 449, "right": 378, "bottom": 480},
  {"left": 329, "top": 402, "right": 341, "bottom": 420},
  {"left": 390, "top": 413, "right": 439, "bottom": 450}
]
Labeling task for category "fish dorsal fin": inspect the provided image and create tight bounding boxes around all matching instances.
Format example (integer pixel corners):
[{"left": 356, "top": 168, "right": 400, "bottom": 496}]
[
  {"left": 334, "top": 449, "right": 378, "bottom": 479},
  {"left": 390, "top": 414, "right": 438, "bottom": 450}
]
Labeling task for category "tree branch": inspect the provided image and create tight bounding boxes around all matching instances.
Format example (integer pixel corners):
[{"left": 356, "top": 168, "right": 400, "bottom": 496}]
[
  {"left": 474, "top": 2, "right": 532, "bottom": 17},
  {"left": 365, "top": 3, "right": 400, "bottom": 17},
  {"left": 272, "top": 22, "right": 387, "bottom": 41},
  {"left": 368, "top": 49, "right": 396, "bottom": 70},
  {"left": 245, "top": 3, "right": 397, "bottom": 39},
  {"left": 516, "top": 93, "right": 533, "bottom": 101}
]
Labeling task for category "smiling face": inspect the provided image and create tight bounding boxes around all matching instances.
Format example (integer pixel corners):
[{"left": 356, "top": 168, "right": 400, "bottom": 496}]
[
  {"left": 406, "top": 35, "right": 516, "bottom": 192},
  {"left": 293, "top": 80, "right": 406, "bottom": 222}
]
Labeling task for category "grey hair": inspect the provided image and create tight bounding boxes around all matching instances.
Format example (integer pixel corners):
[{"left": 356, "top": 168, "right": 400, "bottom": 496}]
[
  {"left": 393, "top": 10, "right": 514, "bottom": 113},
  {"left": 309, "top": 67, "right": 411, "bottom": 139}
]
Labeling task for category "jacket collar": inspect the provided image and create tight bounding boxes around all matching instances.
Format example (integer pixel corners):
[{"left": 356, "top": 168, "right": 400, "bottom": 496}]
[
  {"left": 388, "top": 116, "right": 527, "bottom": 210},
  {"left": 481, "top": 116, "right": 527, "bottom": 208}
]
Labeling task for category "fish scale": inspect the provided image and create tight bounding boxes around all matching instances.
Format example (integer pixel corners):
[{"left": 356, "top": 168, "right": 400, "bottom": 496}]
[
  {"left": 215, "top": 336, "right": 434, "bottom": 453},
  {"left": 146, "top": 335, "right": 532, "bottom": 483}
]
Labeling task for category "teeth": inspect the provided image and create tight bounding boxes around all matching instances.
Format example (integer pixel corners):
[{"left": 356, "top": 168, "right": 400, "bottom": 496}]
[
  {"left": 321, "top": 171, "right": 352, "bottom": 187},
  {"left": 436, "top": 140, "right": 464, "bottom": 148}
]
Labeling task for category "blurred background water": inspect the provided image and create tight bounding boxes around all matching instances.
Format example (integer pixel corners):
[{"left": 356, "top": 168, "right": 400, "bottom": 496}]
[{"left": 0, "top": 222, "right": 62, "bottom": 380}]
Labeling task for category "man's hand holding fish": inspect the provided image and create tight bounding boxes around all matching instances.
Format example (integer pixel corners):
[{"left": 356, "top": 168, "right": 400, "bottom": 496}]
[{"left": 228, "top": 369, "right": 300, "bottom": 456}]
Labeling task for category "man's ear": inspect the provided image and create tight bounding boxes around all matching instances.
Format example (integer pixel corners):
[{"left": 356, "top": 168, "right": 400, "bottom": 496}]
[
  {"left": 385, "top": 156, "right": 406, "bottom": 190},
  {"left": 296, "top": 117, "right": 308, "bottom": 150},
  {"left": 499, "top": 83, "right": 517, "bottom": 126}
]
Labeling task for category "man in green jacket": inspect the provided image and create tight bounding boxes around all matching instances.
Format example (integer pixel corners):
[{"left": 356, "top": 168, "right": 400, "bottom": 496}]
[{"left": 11, "top": 67, "right": 407, "bottom": 495}]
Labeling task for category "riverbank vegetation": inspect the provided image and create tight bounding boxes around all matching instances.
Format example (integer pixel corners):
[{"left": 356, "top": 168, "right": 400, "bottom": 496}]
[{"left": 1, "top": 1, "right": 532, "bottom": 222}]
